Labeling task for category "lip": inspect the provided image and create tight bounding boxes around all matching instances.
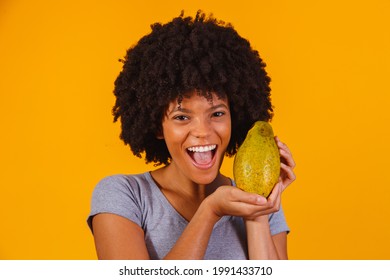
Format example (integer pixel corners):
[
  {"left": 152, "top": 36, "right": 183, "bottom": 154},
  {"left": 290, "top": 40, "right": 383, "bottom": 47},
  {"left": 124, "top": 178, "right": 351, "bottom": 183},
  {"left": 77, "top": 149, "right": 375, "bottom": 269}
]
[{"left": 186, "top": 145, "right": 218, "bottom": 170}]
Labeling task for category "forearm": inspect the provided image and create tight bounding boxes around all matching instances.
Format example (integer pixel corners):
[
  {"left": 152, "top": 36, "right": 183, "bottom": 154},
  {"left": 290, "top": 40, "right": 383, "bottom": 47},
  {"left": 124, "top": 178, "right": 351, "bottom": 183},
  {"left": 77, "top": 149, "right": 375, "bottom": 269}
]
[
  {"left": 163, "top": 201, "right": 220, "bottom": 260},
  {"left": 245, "top": 215, "right": 280, "bottom": 260}
]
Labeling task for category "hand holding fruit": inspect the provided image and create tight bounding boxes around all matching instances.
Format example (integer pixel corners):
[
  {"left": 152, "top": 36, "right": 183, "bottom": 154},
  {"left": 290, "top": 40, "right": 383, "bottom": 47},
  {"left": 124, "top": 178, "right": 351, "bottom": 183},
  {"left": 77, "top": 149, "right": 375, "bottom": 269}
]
[
  {"left": 249, "top": 137, "right": 295, "bottom": 219},
  {"left": 233, "top": 121, "right": 296, "bottom": 216},
  {"left": 204, "top": 185, "right": 273, "bottom": 220}
]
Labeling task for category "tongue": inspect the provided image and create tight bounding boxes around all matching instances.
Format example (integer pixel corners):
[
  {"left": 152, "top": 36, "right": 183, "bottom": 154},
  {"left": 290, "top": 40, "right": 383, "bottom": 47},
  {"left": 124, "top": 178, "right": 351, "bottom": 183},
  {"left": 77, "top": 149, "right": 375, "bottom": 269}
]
[{"left": 193, "top": 151, "right": 213, "bottom": 165}]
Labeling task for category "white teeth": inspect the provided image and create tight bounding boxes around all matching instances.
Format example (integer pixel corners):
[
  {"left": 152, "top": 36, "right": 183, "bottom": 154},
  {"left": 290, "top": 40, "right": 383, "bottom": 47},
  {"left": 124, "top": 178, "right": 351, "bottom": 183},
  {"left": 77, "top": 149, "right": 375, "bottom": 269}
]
[{"left": 187, "top": 145, "right": 216, "bottom": 153}]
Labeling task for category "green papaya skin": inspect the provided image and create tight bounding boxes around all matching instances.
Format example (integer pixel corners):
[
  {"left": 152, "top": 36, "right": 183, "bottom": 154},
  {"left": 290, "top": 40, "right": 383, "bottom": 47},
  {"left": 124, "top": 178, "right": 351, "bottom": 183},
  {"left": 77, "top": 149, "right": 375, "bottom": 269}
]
[{"left": 233, "top": 121, "right": 280, "bottom": 198}]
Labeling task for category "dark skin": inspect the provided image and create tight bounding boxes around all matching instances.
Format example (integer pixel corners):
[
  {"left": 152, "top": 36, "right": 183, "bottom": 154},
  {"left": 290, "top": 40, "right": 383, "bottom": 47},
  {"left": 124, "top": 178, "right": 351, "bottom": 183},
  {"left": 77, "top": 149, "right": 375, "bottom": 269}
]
[{"left": 92, "top": 93, "right": 296, "bottom": 259}]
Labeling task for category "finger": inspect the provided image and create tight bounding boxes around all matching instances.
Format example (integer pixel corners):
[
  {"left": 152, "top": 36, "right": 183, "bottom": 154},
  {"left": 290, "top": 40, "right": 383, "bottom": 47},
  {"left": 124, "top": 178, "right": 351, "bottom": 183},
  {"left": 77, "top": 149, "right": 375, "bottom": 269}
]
[
  {"left": 275, "top": 136, "right": 291, "bottom": 153},
  {"left": 274, "top": 137, "right": 295, "bottom": 167},
  {"left": 230, "top": 187, "right": 267, "bottom": 205},
  {"left": 265, "top": 181, "right": 282, "bottom": 213},
  {"left": 266, "top": 180, "right": 282, "bottom": 205},
  {"left": 249, "top": 192, "right": 282, "bottom": 217},
  {"left": 235, "top": 202, "right": 271, "bottom": 216},
  {"left": 269, "top": 189, "right": 281, "bottom": 212},
  {"left": 245, "top": 182, "right": 283, "bottom": 217},
  {"left": 227, "top": 199, "right": 274, "bottom": 219},
  {"left": 280, "top": 162, "right": 296, "bottom": 186},
  {"left": 279, "top": 148, "right": 296, "bottom": 168},
  {"left": 275, "top": 136, "right": 290, "bottom": 151}
]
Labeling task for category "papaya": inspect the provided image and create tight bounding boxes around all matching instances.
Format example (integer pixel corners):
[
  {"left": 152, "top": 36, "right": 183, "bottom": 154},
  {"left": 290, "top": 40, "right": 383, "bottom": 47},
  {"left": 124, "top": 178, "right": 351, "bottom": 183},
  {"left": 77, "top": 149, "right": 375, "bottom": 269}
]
[{"left": 233, "top": 121, "right": 280, "bottom": 198}]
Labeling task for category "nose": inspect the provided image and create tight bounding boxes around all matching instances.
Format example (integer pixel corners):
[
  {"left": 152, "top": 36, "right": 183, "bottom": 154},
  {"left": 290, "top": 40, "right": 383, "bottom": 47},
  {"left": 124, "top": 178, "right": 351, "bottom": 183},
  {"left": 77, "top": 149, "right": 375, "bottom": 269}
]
[{"left": 191, "top": 118, "right": 211, "bottom": 139}]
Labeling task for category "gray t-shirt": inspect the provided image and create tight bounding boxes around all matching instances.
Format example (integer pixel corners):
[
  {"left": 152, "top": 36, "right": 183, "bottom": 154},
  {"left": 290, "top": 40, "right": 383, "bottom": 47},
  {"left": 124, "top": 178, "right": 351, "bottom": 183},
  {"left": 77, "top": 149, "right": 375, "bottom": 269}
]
[{"left": 87, "top": 172, "right": 289, "bottom": 259}]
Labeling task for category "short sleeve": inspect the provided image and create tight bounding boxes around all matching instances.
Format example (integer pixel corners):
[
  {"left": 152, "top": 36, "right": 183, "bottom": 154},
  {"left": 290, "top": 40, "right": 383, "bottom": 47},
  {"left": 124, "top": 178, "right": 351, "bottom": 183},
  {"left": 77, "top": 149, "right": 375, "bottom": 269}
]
[
  {"left": 87, "top": 175, "right": 143, "bottom": 233},
  {"left": 268, "top": 206, "right": 290, "bottom": 235}
]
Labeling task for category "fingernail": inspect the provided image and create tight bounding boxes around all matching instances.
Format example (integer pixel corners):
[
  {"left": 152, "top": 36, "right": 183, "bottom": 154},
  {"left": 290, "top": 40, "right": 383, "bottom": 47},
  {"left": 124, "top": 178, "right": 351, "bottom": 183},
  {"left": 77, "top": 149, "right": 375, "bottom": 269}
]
[{"left": 256, "top": 196, "right": 267, "bottom": 204}]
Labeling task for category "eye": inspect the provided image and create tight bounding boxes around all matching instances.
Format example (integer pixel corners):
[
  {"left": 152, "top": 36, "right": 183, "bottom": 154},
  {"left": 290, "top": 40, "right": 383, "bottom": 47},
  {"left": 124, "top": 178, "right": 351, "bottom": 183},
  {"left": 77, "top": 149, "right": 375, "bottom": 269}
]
[
  {"left": 212, "top": 111, "right": 225, "bottom": 117},
  {"left": 173, "top": 115, "right": 189, "bottom": 121}
]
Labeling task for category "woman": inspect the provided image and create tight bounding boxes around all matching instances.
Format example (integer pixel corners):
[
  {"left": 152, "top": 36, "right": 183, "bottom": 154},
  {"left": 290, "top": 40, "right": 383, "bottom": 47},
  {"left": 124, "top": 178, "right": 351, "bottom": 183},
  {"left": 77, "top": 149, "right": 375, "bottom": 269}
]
[{"left": 87, "top": 11, "right": 296, "bottom": 260}]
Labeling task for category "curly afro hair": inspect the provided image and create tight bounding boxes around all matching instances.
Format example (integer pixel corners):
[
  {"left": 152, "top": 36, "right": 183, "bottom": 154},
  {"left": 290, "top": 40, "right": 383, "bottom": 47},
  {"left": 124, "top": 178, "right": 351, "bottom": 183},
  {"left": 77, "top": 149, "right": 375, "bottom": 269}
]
[{"left": 113, "top": 11, "right": 273, "bottom": 166}]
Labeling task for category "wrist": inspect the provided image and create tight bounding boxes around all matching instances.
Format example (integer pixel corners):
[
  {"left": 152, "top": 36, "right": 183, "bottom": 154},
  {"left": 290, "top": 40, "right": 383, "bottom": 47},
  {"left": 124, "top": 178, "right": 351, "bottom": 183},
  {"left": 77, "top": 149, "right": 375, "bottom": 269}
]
[
  {"left": 200, "top": 196, "right": 222, "bottom": 223},
  {"left": 245, "top": 214, "right": 269, "bottom": 225}
]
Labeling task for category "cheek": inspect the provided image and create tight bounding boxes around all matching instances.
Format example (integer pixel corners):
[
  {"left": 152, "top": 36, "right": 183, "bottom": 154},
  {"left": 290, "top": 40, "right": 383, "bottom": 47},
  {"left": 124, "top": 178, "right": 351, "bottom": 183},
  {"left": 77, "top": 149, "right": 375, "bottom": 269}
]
[
  {"left": 161, "top": 124, "right": 188, "bottom": 151},
  {"left": 164, "top": 125, "right": 187, "bottom": 140},
  {"left": 217, "top": 122, "right": 232, "bottom": 143}
]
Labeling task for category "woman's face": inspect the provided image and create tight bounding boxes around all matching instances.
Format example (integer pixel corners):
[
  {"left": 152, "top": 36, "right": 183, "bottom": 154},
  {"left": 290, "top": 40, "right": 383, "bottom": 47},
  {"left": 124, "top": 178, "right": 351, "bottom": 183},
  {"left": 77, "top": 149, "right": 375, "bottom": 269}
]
[{"left": 160, "top": 92, "right": 231, "bottom": 185}]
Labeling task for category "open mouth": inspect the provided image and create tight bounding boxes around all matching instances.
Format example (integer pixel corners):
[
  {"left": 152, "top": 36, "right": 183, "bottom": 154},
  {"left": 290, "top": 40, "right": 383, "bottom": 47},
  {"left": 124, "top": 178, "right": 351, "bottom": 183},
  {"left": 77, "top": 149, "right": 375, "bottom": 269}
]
[{"left": 186, "top": 144, "right": 217, "bottom": 167}]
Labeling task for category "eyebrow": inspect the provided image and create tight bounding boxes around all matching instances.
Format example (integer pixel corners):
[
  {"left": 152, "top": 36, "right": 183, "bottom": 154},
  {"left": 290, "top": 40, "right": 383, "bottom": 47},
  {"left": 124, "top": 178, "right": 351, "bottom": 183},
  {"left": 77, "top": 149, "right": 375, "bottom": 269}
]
[{"left": 168, "top": 103, "right": 229, "bottom": 115}]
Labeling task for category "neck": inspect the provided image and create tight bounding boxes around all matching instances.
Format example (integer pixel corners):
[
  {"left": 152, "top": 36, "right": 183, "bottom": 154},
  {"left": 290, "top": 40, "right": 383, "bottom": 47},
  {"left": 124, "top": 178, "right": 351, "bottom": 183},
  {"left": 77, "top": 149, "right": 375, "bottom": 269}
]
[
  {"left": 151, "top": 164, "right": 228, "bottom": 200},
  {"left": 150, "top": 163, "right": 231, "bottom": 222}
]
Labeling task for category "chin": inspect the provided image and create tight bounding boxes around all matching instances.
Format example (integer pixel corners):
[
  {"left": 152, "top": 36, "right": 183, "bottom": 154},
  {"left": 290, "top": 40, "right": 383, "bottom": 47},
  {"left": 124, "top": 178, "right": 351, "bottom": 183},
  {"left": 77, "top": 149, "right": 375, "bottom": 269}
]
[{"left": 191, "top": 168, "right": 221, "bottom": 186}]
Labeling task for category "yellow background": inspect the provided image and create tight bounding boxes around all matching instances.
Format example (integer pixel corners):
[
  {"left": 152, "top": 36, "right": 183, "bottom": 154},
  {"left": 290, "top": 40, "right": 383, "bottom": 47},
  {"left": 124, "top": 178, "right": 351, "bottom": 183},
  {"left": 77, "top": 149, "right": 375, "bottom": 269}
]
[{"left": 1, "top": 0, "right": 389, "bottom": 260}]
